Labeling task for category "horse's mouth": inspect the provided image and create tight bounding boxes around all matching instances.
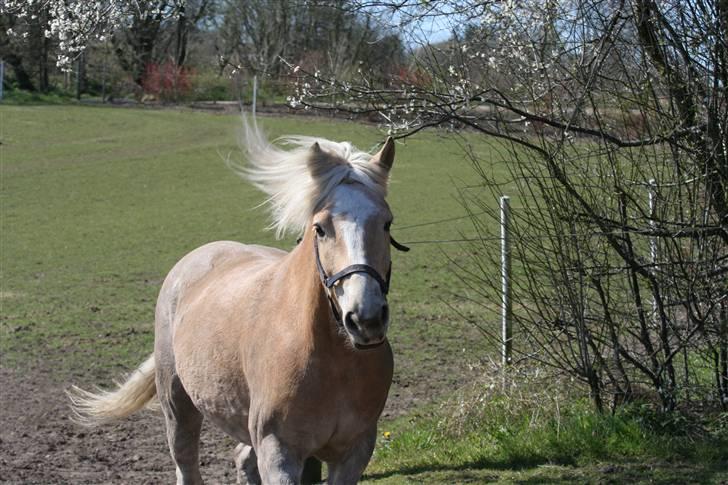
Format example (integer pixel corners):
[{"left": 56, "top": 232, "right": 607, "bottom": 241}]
[{"left": 354, "top": 340, "right": 386, "bottom": 351}]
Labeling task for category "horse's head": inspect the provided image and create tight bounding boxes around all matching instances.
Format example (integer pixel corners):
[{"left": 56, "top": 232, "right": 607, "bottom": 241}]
[
  {"left": 308, "top": 138, "right": 397, "bottom": 350},
  {"left": 240, "top": 123, "right": 405, "bottom": 350}
]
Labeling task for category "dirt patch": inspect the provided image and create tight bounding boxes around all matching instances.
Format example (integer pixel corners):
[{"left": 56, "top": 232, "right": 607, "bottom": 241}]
[
  {"left": 0, "top": 363, "right": 256, "bottom": 484},
  {"left": 0, "top": 350, "right": 466, "bottom": 483}
]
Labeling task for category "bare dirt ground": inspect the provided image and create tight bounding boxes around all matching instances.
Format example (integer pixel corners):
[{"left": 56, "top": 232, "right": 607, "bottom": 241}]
[{"left": 0, "top": 353, "right": 458, "bottom": 484}]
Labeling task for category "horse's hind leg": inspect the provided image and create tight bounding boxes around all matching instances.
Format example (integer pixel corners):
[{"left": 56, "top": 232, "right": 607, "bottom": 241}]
[
  {"left": 234, "top": 443, "right": 261, "bottom": 485},
  {"left": 159, "top": 374, "right": 204, "bottom": 485}
]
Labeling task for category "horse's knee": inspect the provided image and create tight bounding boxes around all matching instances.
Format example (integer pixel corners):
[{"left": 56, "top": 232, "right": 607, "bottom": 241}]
[
  {"left": 255, "top": 435, "right": 303, "bottom": 485},
  {"left": 234, "top": 443, "right": 261, "bottom": 485},
  {"left": 327, "top": 428, "right": 377, "bottom": 485}
]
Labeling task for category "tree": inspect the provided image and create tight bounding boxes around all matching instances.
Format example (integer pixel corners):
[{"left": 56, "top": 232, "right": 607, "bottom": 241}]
[
  {"left": 2, "top": 0, "right": 212, "bottom": 90},
  {"left": 216, "top": 0, "right": 403, "bottom": 80},
  {"left": 0, "top": 2, "right": 52, "bottom": 91},
  {"left": 294, "top": 0, "right": 727, "bottom": 412}
]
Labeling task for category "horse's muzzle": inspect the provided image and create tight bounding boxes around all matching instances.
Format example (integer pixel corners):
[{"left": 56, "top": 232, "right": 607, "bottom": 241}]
[{"left": 344, "top": 306, "right": 388, "bottom": 350}]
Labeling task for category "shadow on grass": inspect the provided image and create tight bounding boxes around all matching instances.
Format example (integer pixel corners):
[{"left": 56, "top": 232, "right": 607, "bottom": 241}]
[
  {"left": 364, "top": 457, "right": 728, "bottom": 483},
  {"left": 364, "top": 456, "right": 558, "bottom": 482}
]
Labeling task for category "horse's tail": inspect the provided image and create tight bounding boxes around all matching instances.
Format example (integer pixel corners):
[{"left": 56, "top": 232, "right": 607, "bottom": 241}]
[{"left": 67, "top": 354, "right": 157, "bottom": 426}]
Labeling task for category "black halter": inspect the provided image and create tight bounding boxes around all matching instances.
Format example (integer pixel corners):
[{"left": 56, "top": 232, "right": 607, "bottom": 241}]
[{"left": 313, "top": 234, "right": 410, "bottom": 325}]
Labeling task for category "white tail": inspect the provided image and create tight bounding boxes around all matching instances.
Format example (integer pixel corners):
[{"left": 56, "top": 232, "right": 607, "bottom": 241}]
[{"left": 67, "top": 354, "right": 157, "bottom": 426}]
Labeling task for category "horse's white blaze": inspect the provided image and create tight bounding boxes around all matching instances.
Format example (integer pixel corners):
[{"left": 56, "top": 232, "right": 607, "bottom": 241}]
[{"left": 331, "top": 184, "right": 389, "bottom": 342}]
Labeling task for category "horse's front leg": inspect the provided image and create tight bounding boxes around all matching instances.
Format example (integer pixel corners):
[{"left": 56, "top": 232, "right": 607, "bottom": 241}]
[
  {"left": 255, "top": 434, "right": 305, "bottom": 485},
  {"left": 234, "top": 443, "right": 261, "bottom": 485},
  {"left": 326, "top": 427, "right": 377, "bottom": 485}
]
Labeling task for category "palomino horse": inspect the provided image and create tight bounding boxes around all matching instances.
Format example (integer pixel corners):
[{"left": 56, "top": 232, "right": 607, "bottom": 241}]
[{"left": 69, "top": 122, "right": 408, "bottom": 484}]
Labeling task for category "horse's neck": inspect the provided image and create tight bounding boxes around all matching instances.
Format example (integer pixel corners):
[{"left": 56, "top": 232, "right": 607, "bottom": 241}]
[{"left": 282, "top": 232, "right": 338, "bottom": 343}]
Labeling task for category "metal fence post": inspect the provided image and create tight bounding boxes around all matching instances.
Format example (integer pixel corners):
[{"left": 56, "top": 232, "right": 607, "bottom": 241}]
[
  {"left": 501, "top": 195, "right": 512, "bottom": 367},
  {"left": 252, "top": 75, "right": 257, "bottom": 117},
  {"left": 648, "top": 179, "right": 657, "bottom": 269},
  {"left": 648, "top": 179, "right": 659, "bottom": 320}
]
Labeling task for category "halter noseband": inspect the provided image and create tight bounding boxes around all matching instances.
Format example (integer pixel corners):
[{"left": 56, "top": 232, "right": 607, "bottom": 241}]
[{"left": 312, "top": 234, "right": 410, "bottom": 325}]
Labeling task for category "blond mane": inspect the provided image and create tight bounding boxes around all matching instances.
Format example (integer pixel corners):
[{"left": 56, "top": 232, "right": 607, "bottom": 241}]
[{"left": 238, "top": 118, "right": 388, "bottom": 238}]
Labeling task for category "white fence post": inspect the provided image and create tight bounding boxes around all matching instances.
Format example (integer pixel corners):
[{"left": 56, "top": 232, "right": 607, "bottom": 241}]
[
  {"left": 648, "top": 179, "right": 658, "bottom": 321},
  {"left": 0, "top": 60, "right": 4, "bottom": 101},
  {"left": 252, "top": 75, "right": 257, "bottom": 117},
  {"left": 501, "top": 195, "right": 512, "bottom": 367},
  {"left": 648, "top": 179, "right": 657, "bottom": 268}
]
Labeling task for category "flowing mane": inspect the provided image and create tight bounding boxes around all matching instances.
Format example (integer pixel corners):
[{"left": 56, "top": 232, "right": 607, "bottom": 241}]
[{"left": 239, "top": 119, "right": 389, "bottom": 238}]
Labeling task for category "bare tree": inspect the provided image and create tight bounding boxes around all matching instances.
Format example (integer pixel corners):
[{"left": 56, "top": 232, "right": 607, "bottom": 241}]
[
  {"left": 294, "top": 0, "right": 727, "bottom": 412},
  {"left": 113, "top": 0, "right": 213, "bottom": 89},
  {"left": 216, "top": 0, "right": 403, "bottom": 81}
]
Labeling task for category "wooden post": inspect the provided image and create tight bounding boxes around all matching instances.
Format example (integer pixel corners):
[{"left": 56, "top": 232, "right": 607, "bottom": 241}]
[{"left": 501, "top": 195, "right": 512, "bottom": 367}]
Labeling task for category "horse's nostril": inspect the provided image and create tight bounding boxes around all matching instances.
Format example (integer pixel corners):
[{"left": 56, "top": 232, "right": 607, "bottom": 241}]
[
  {"left": 344, "top": 312, "right": 358, "bottom": 331},
  {"left": 381, "top": 304, "right": 389, "bottom": 323}
]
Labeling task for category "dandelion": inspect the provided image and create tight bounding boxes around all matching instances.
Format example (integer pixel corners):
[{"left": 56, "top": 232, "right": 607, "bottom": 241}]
[{"left": 382, "top": 431, "right": 391, "bottom": 439}]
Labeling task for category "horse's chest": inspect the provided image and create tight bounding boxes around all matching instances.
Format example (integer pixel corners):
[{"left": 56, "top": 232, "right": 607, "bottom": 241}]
[
  {"left": 331, "top": 394, "right": 380, "bottom": 436},
  {"left": 311, "top": 359, "right": 391, "bottom": 448},
  {"left": 291, "top": 385, "right": 382, "bottom": 461}
]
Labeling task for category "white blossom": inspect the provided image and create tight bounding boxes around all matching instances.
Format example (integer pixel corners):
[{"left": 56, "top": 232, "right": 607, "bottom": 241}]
[{"left": 5, "top": 0, "right": 174, "bottom": 69}]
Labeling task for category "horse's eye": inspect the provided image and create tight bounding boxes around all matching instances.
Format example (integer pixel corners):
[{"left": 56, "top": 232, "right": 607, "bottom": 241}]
[
  {"left": 314, "top": 224, "right": 325, "bottom": 237},
  {"left": 384, "top": 221, "right": 392, "bottom": 232}
]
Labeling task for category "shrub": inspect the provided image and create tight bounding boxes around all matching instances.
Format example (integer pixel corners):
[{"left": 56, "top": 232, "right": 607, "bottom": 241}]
[{"left": 141, "top": 62, "right": 193, "bottom": 102}]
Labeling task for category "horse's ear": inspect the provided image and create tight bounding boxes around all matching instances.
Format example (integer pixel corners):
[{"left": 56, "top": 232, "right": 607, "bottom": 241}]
[
  {"left": 307, "top": 141, "right": 338, "bottom": 179},
  {"left": 371, "top": 137, "right": 395, "bottom": 172},
  {"left": 310, "top": 141, "right": 324, "bottom": 160}
]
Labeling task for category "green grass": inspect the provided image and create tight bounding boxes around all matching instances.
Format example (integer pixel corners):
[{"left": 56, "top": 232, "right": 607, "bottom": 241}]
[
  {"left": 0, "top": 104, "right": 492, "bottom": 379},
  {"left": 3, "top": 105, "right": 726, "bottom": 483},
  {"left": 363, "top": 377, "right": 728, "bottom": 483}
]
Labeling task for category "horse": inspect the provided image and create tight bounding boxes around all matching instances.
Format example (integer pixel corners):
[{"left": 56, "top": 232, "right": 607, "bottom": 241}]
[{"left": 68, "top": 121, "right": 408, "bottom": 485}]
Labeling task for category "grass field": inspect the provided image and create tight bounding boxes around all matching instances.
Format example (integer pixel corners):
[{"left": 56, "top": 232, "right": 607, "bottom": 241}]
[
  {"left": 2, "top": 105, "right": 726, "bottom": 483},
  {"left": 1, "top": 105, "right": 491, "bottom": 379}
]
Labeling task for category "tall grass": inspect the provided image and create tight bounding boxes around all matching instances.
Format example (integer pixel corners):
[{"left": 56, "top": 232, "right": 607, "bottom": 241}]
[{"left": 370, "top": 366, "right": 728, "bottom": 476}]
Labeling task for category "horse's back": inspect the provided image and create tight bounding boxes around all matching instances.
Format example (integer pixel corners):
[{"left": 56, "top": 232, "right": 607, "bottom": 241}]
[{"left": 155, "top": 240, "right": 286, "bottom": 330}]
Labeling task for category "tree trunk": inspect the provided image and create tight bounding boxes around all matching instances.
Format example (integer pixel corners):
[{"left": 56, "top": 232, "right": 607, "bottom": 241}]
[
  {"left": 37, "top": 7, "right": 50, "bottom": 92},
  {"left": 175, "top": 5, "right": 188, "bottom": 67},
  {"left": 5, "top": 53, "right": 35, "bottom": 91}
]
